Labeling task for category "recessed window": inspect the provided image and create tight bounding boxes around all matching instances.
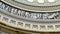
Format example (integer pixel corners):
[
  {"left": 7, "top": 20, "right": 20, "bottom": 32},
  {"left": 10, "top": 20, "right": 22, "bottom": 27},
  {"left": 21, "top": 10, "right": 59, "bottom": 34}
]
[
  {"left": 38, "top": 0, "right": 44, "bottom": 3},
  {"left": 48, "top": 0, "right": 55, "bottom": 2},
  {"left": 27, "top": 0, "right": 33, "bottom": 2}
]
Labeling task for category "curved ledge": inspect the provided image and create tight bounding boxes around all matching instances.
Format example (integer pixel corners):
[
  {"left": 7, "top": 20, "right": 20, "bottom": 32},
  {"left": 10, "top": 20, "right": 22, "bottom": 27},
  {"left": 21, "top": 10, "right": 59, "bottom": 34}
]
[
  {"left": 0, "top": 22, "right": 33, "bottom": 33},
  {"left": 1, "top": 0, "right": 60, "bottom": 12},
  {"left": 14, "top": 0, "right": 58, "bottom": 6}
]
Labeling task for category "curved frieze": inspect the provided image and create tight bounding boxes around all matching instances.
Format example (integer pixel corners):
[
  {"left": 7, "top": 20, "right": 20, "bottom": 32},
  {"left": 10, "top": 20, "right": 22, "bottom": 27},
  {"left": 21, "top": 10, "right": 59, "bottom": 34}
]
[
  {"left": 0, "top": 1, "right": 60, "bottom": 21},
  {"left": 0, "top": 0, "right": 60, "bottom": 32},
  {"left": 0, "top": 2, "right": 60, "bottom": 32}
]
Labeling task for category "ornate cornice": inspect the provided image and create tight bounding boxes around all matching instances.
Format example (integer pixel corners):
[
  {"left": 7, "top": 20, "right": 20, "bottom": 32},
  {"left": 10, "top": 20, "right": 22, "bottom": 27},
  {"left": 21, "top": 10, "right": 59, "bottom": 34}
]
[{"left": 0, "top": 0, "right": 60, "bottom": 33}]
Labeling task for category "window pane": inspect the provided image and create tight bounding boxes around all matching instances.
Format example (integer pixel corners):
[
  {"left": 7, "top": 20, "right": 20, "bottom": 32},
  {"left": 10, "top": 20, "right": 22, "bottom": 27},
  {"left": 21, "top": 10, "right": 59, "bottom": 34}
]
[
  {"left": 27, "top": 0, "right": 33, "bottom": 2},
  {"left": 48, "top": 0, "right": 55, "bottom": 2},
  {"left": 38, "top": 0, "right": 44, "bottom": 3}
]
